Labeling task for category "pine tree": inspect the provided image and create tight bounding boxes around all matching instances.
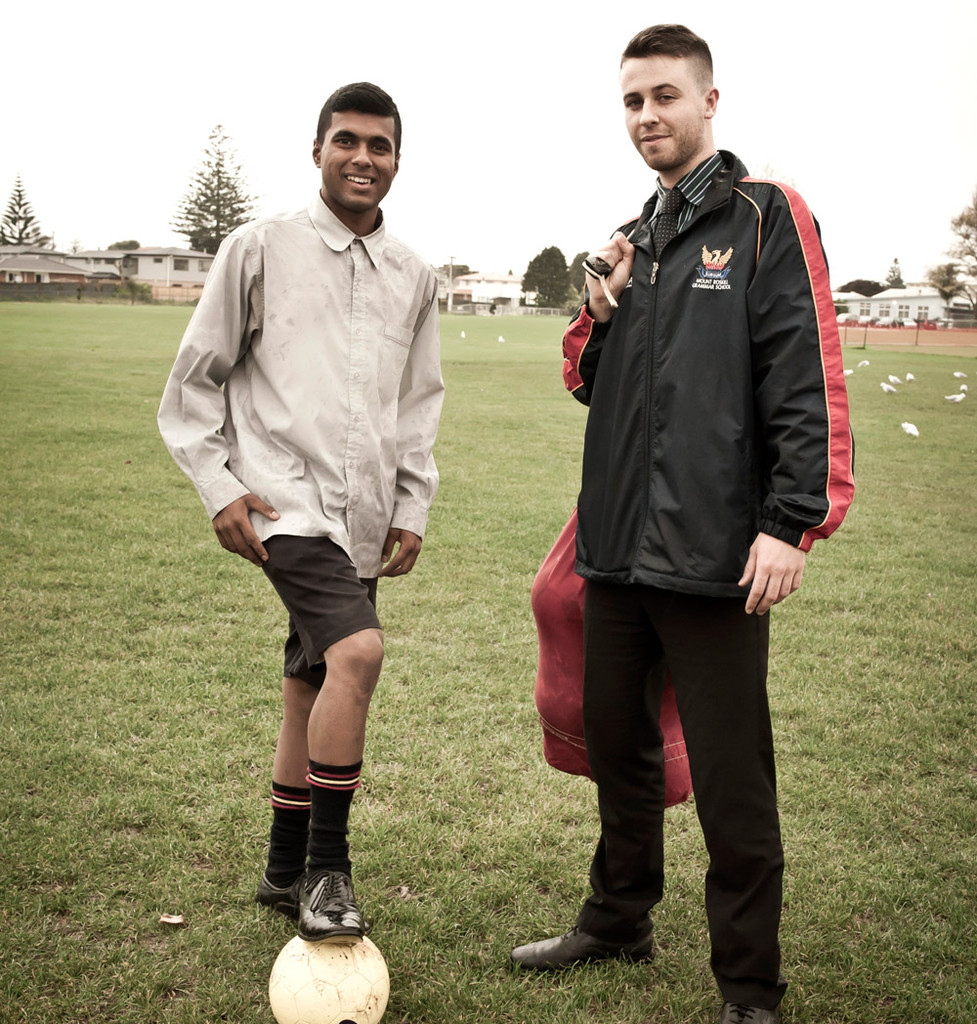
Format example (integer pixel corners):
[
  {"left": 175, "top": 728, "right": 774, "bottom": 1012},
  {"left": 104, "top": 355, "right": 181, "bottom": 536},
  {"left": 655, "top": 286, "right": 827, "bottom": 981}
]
[
  {"left": 171, "top": 125, "right": 255, "bottom": 254},
  {"left": 885, "top": 258, "right": 904, "bottom": 289},
  {"left": 1, "top": 176, "right": 51, "bottom": 247}
]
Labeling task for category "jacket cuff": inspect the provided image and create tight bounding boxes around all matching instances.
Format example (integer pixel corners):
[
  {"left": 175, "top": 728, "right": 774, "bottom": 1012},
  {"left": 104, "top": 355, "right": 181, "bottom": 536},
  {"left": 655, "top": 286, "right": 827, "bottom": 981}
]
[{"left": 758, "top": 518, "right": 805, "bottom": 549}]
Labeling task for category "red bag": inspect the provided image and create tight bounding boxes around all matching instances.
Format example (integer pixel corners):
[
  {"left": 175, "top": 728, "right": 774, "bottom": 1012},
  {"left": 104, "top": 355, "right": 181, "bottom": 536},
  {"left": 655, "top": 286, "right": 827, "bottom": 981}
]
[{"left": 531, "top": 509, "right": 692, "bottom": 807}]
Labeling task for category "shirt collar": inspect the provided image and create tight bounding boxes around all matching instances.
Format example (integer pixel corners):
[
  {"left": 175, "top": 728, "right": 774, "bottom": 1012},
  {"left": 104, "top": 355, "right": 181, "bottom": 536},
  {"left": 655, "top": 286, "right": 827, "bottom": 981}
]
[
  {"left": 308, "top": 193, "right": 387, "bottom": 265},
  {"left": 656, "top": 150, "right": 724, "bottom": 208}
]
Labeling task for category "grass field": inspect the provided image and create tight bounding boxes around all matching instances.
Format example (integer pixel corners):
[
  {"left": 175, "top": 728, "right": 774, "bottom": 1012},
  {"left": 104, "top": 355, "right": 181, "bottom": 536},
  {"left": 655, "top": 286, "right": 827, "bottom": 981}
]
[{"left": 1, "top": 303, "right": 975, "bottom": 1024}]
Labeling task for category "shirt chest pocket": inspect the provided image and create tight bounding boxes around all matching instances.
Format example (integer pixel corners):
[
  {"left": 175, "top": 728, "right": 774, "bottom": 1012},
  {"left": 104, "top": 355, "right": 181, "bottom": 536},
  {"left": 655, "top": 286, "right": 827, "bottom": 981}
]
[{"left": 378, "top": 323, "right": 414, "bottom": 401}]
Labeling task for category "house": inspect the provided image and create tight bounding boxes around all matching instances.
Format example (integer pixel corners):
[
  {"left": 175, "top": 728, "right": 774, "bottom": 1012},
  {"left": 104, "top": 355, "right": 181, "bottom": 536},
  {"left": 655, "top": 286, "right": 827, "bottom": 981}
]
[
  {"left": 65, "top": 246, "right": 215, "bottom": 298},
  {"left": 448, "top": 270, "right": 524, "bottom": 310},
  {"left": 114, "top": 247, "right": 214, "bottom": 300},
  {"left": 63, "top": 250, "right": 127, "bottom": 279},
  {"left": 63, "top": 247, "right": 214, "bottom": 289},
  {"left": 834, "top": 284, "right": 969, "bottom": 324},
  {"left": 1, "top": 242, "right": 215, "bottom": 300},
  {"left": 0, "top": 253, "right": 92, "bottom": 284}
]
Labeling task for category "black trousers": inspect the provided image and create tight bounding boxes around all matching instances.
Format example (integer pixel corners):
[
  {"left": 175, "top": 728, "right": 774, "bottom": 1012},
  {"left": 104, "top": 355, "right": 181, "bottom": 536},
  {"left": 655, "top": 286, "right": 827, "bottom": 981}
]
[{"left": 576, "top": 580, "right": 786, "bottom": 1009}]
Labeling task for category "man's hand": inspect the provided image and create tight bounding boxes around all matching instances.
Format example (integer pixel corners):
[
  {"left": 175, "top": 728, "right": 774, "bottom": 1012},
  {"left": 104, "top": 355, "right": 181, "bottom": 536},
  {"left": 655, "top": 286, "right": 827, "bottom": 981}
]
[
  {"left": 587, "top": 232, "right": 635, "bottom": 323},
  {"left": 212, "top": 494, "right": 280, "bottom": 565},
  {"left": 379, "top": 528, "right": 422, "bottom": 577},
  {"left": 738, "top": 532, "right": 806, "bottom": 615}
]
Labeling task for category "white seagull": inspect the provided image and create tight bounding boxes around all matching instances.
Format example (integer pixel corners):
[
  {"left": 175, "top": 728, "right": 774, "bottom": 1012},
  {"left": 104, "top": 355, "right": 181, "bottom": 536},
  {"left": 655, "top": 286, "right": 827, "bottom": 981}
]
[
  {"left": 905, "top": 372, "right": 915, "bottom": 382},
  {"left": 901, "top": 422, "right": 919, "bottom": 437},
  {"left": 844, "top": 369, "right": 853, "bottom": 376},
  {"left": 961, "top": 384, "right": 969, "bottom": 392},
  {"left": 880, "top": 382, "right": 897, "bottom": 393},
  {"left": 944, "top": 393, "right": 966, "bottom": 403},
  {"left": 953, "top": 371, "right": 968, "bottom": 378},
  {"left": 858, "top": 360, "right": 870, "bottom": 368},
  {"left": 888, "top": 375, "right": 903, "bottom": 384}
]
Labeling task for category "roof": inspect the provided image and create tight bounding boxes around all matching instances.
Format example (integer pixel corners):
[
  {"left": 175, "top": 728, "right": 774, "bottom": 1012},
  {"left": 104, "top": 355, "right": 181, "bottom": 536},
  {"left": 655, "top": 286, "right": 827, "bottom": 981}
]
[
  {"left": 129, "top": 247, "right": 214, "bottom": 258},
  {"left": 454, "top": 271, "right": 523, "bottom": 284},
  {"left": 860, "top": 285, "right": 969, "bottom": 305},
  {"left": 0, "top": 254, "right": 93, "bottom": 276},
  {"left": 0, "top": 245, "right": 67, "bottom": 258},
  {"left": 67, "top": 250, "right": 128, "bottom": 259}
]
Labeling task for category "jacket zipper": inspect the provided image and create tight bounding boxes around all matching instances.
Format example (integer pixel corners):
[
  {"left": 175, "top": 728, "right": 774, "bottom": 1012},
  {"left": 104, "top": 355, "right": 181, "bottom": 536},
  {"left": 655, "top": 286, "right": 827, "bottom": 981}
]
[{"left": 631, "top": 250, "right": 661, "bottom": 581}]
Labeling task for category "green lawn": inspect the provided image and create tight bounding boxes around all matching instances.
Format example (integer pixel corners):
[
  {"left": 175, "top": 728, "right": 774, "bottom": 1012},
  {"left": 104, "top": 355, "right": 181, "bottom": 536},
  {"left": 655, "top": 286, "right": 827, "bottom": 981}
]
[{"left": 1, "top": 304, "right": 975, "bottom": 1023}]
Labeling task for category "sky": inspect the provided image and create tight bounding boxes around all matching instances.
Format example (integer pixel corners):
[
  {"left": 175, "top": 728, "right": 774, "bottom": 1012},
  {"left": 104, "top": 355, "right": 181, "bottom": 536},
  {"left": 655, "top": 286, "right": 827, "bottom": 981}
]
[{"left": 4, "top": 0, "right": 976, "bottom": 289}]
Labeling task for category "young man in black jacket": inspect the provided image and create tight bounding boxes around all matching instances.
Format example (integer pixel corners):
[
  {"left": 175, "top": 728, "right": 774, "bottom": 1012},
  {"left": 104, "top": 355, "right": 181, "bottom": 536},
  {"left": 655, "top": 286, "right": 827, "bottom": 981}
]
[{"left": 510, "top": 25, "right": 854, "bottom": 1024}]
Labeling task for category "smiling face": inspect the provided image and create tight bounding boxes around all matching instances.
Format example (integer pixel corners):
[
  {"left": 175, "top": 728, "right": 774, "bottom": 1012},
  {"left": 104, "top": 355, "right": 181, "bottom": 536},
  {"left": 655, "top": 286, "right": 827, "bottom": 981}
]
[
  {"left": 620, "top": 55, "right": 718, "bottom": 187},
  {"left": 312, "top": 110, "right": 399, "bottom": 235}
]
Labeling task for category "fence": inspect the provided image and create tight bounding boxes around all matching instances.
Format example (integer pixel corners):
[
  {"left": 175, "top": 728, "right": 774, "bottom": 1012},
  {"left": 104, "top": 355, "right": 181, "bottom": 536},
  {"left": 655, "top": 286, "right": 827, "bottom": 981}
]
[
  {"left": 0, "top": 281, "right": 119, "bottom": 302},
  {"left": 0, "top": 281, "right": 203, "bottom": 304}
]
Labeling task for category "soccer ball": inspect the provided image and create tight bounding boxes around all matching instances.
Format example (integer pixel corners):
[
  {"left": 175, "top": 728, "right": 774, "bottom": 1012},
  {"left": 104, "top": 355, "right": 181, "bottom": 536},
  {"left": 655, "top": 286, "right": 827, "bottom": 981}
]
[{"left": 268, "top": 935, "right": 389, "bottom": 1024}]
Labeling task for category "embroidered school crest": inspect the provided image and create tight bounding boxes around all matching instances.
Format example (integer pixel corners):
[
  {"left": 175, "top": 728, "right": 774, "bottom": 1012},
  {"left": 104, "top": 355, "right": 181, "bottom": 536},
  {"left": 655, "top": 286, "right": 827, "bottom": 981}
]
[{"left": 692, "top": 245, "right": 733, "bottom": 291}]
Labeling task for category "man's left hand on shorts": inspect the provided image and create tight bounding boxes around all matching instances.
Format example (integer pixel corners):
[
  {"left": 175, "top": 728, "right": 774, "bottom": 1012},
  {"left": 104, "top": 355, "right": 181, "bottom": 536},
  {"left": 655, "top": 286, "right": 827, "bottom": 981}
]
[
  {"left": 212, "top": 493, "right": 281, "bottom": 565},
  {"left": 379, "top": 528, "right": 422, "bottom": 577}
]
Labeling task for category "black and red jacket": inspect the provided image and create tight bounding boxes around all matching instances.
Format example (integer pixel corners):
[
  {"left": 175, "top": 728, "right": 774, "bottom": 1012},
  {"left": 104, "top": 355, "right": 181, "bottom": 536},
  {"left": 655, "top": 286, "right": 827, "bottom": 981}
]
[{"left": 563, "top": 151, "right": 854, "bottom": 597}]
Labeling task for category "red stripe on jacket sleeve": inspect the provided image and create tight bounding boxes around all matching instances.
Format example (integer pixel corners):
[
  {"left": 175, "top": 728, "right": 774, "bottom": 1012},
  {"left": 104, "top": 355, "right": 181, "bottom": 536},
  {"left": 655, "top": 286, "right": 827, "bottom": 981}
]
[
  {"left": 562, "top": 305, "right": 594, "bottom": 395},
  {"left": 746, "top": 179, "right": 855, "bottom": 550}
]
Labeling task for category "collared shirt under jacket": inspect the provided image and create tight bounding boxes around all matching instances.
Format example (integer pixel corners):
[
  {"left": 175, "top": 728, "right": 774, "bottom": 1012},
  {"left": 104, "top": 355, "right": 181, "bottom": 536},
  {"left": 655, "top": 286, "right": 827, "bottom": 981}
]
[{"left": 158, "top": 195, "right": 444, "bottom": 578}]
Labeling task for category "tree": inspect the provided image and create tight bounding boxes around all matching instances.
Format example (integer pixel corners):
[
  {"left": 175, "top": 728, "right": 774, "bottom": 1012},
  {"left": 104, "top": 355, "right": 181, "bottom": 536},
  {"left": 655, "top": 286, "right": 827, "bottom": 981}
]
[
  {"left": 117, "top": 279, "right": 153, "bottom": 304},
  {"left": 1, "top": 176, "right": 51, "bottom": 247},
  {"left": 885, "top": 258, "right": 904, "bottom": 289},
  {"left": 569, "top": 251, "right": 589, "bottom": 292},
  {"left": 837, "top": 279, "right": 885, "bottom": 296},
  {"left": 926, "top": 263, "right": 963, "bottom": 317},
  {"left": 949, "top": 187, "right": 977, "bottom": 310},
  {"left": 172, "top": 125, "right": 255, "bottom": 254},
  {"left": 108, "top": 239, "right": 140, "bottom": 251},
  {"left": 523, "top": 246, "right": 570, "bottom": 308}
]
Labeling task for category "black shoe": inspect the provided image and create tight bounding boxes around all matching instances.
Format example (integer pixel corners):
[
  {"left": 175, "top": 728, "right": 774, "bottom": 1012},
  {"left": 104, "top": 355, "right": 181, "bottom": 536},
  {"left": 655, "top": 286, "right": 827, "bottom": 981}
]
[
  {"left": 719, "top": 1004, "right": 781, "bottom": 1024},
  {"left": 510, "top": 925, "right": 654, "bottom": 970},
  {"left": 298, "top": 869, "right": 367, "bottom": 942},
  {"left": 254, "top": 872, "right": 304, "bottom": 920}
]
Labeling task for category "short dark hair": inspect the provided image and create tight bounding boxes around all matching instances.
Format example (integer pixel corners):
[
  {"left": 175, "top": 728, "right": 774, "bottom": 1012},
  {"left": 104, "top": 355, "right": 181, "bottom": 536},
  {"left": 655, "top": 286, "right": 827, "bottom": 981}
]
[
  {"left": 622, "top": 24, "right": 713, "bottom": 86},
  {"left": 316, "top": 82, "right": 402, "bottom": 154}
]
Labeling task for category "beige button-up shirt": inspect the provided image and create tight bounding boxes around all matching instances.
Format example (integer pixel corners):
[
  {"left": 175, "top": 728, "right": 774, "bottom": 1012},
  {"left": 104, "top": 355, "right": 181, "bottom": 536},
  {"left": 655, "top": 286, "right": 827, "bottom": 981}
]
[{"left": 158, "top": 196, "right": 443, "bottom": 577}]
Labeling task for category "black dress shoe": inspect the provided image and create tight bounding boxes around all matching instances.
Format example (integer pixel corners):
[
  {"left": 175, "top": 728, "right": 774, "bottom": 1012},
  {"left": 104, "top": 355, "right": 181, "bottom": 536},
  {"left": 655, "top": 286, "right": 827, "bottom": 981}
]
[
  {"left": 719, "top": 1003, "right": 781, "bottom": 1024},
  {"left": 298, "top": 869, "right": 368, "bottom": 942},
  {"left": 254, "top": 872, "right": 303, "bottom": 920},
  {"left": 510, "top": 925, "right": 654, "bottom": 969}
]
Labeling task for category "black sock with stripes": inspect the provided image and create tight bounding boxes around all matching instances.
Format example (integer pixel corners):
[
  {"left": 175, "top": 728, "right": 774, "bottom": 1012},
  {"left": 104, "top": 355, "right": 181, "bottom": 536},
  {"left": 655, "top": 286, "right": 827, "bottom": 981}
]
[
  {"left": 265, "top": 782, "right": 311, "bottom": 888},
  {"left": 307, "top": 759, "right": 362, "bottom": 878}
]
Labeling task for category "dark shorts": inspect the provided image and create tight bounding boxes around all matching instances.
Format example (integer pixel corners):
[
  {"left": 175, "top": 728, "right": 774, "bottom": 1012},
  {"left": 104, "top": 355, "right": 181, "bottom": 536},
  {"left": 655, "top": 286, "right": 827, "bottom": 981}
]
[{"left": 262, "top": 535, "right": 380, "bottom": 688}]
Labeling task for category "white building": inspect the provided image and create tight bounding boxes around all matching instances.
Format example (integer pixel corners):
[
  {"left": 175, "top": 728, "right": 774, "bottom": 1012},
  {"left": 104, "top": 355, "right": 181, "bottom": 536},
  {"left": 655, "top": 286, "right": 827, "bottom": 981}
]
[
  {"left": 449, "top": 270, "right": 524, "bottom": 310},
  {"left": 120, "top": 248, "right": 214, "bottom": 289},
  {"left": 64, "top": 247, "right": 214, "bottom": 287},
  {"left": 834, "top": 285, "right": 969, "bottom": 324}
]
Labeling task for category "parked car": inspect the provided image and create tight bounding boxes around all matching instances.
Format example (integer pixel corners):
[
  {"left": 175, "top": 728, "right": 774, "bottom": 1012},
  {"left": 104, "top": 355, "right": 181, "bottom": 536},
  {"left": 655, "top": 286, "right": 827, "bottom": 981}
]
[{"left": 836, "top": 313, "right": 858, "bottom": 324}]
